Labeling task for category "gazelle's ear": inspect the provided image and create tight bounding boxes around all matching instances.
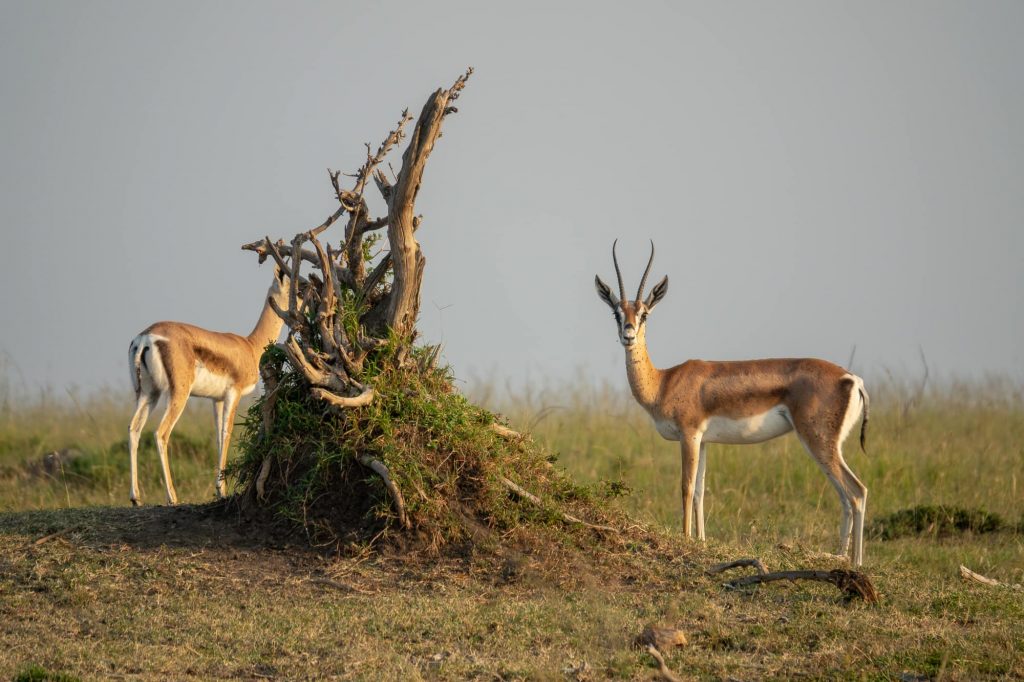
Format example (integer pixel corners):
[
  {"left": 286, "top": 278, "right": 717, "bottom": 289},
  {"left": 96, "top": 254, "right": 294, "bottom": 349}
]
[
  {"left": 595, "top": 275, "right": 619, "bottom": 310},
  {"left": 643, "top": 275, "right": 668, "bottom": 311}
]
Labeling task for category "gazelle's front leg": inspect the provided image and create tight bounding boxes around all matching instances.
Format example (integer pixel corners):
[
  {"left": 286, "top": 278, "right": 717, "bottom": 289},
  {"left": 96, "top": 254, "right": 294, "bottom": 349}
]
[
  {"left": 212, "top": 398, "right": 226, "bottom": 497},
  {"left": 679, "top": 431, "right": 702, "bottom": 538},
  {"left": 693, "top": 442, "right": 707, "bottom": 541}
]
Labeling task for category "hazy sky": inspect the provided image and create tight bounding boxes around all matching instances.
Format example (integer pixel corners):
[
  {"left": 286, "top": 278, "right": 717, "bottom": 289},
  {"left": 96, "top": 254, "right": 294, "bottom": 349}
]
[{"left": 1, "top": 1, "right": 1022, "bottom": 396}]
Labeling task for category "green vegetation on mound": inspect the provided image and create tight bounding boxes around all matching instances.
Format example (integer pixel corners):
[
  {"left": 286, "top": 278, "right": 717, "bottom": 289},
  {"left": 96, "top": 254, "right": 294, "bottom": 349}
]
[{"left": 230, "top": 344, "right": 624, "bottom": 553}]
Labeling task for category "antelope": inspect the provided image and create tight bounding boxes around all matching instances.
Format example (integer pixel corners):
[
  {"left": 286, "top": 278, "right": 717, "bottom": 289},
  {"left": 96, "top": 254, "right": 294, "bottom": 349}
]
[
  {"left": 127, "top": 267, "right": 290, "bottom": 505},
  {"left": 595, "top": 241, "right": 870, "bottom": 565}
]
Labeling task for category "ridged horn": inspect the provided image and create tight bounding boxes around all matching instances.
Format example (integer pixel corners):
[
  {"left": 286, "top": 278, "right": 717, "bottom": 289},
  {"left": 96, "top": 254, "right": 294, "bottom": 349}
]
[
  {"left": 636, "top": 240, "right": 655, "bottom": 302},
  {"left": 612, "top": 239, "right": 626, "bottom": 304}
]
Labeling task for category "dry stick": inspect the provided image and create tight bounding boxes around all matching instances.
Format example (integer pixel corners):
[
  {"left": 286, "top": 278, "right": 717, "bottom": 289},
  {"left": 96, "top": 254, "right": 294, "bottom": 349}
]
[
  {"left": 489, "top": 422, "right": 523, "bottom": 440},
  {"left": 725, "top": 569, "right": 879, "bottom": 603},
  {"left": 358, "top": 455, "right": 410, "bottom": 529},
  {"left": 29, "top": 525, "right": 80, "bottom": 548},
  {"left": 312, "top": 386, "right": 375, "bottom": 408},
  {"left": 960, "top": 565, "right": 1023, "bottom": 590},
  {"left": 707, "top": 558, "right": 769, "bottom": 576},
  {"left": 241, "top": 238, "right": 321, "bottom": 268},
  {"left": 645, "top": 645, "right": 683, "bottom": 682},
  {"left": 499, "top": 476, "right": 618, "bottom": 534}
]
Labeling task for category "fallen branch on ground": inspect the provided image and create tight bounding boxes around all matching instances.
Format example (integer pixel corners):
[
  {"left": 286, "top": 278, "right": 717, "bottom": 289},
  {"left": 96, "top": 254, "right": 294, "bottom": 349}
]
[
  {"left": 707, "top": 558, "right": 768, "bottom": 576},
  {"left": 499, "top": 476, "right": 618, "bottom": 534},
  {"left": 725, "top": 568, "right": 879, "bottom": 603},
  {"left": 960, "top": 564, "right": 1022, "bottom": 590},
  {"left": 28, "top": 526, "right": 81, "bottom": 548}
]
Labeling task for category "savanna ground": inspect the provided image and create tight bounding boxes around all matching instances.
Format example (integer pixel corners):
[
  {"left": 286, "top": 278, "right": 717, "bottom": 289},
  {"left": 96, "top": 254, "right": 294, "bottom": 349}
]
[{"left": 1, "top": 372, "right": 1022, "bottom": 680}]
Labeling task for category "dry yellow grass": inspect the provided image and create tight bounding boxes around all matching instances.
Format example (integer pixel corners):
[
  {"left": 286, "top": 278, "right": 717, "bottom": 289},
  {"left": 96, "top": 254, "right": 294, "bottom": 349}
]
[{"left": 1, "top": 376, "right": 1022, "bottom": 680}]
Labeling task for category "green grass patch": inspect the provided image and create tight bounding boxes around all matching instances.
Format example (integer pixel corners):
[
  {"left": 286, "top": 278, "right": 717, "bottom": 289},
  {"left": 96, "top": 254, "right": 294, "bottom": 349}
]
[
  {"left": 869, "top": 504, "right": 1008, "bottom": 540},
  {"left": 12, "top": 666, "right": 81, "bottom": 682}
]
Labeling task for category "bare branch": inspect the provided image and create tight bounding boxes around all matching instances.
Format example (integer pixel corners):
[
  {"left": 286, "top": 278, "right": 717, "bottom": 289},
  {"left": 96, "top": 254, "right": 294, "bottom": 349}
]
[
  {"left": 373, "top": 168, "right": 392, "bottom": 202},
  {"left": 960, "top": 564, "right": 1022, "bottom": 590},
  {"left": 500, "top": 476, "right": 618, "bottom": 534},
  {"left": 242, "top": 238, "right": 322, "bottom": 268},
  {"left": 309, "top": 204, "right": 348, "bottom": 237},
  {"left": 384, "top": 73, "right": 470, "bottom": 337},
  {"left": 312, "top": 386, "right": 375, "bottom": 409},
  {"left": 364, "top": 216, "right": 388, "bottom": 231},
  {"left": 707, "top": 558, "right": 769, "bottom": 576},
  {"left": 725, "top": 568, "right": 879, "bottom": 603},
  {"left": 490, "top": 423, "right": 523, "bottom": 441},
  {"left": 288, "top": 234, "right": 305, "bottom": 316},
  {"left": 362, "top": 252, "right": 392, "bottom": 296},
  {"left": 358, "top": 454, "right": 410, "bottom": 529}
]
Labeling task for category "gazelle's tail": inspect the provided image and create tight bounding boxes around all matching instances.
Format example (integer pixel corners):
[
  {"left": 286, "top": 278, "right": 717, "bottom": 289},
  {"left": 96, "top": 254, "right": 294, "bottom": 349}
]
[
  {"left": 129, "top": 334, "right": 168, "bottom": 399},
  {"left": 858, "top": 383, "right": 870, "bottom": 453},
  {"left": 129, "top": 338, "right": 146, "bottom": 398}
]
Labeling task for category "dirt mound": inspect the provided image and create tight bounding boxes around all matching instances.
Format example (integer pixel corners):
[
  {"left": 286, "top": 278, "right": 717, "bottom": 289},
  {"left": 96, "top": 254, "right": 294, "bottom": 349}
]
[{"left": 225, "top": 347, "right": 664, "bottom": 581}]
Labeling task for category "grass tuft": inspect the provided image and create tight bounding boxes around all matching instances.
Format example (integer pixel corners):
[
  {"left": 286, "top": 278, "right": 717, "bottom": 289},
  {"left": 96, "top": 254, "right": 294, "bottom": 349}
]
[
  {"left": 869, "top": 504, "right": 1007, "bottom": 540},
  {"left": 13, "top": 665, "right": 81, "bottom": 682}
]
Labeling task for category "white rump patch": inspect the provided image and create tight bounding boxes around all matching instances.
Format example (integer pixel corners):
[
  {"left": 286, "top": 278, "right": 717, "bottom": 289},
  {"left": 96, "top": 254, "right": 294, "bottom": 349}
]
[
  {"left": 131, "top": 333, "right": 170, "bottom": 395},
  {"left": 703, "top": 405, "right": 793, "bottom": 445},
  {"left": 839, "top": 374, "right": 866, "bottom": 445}
]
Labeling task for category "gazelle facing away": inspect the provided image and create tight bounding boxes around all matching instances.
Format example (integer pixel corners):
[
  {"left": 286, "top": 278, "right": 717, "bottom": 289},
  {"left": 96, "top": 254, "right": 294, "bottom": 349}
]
[
  {"left": 127, "top": 268, "right": 290, "bottom": 505},
  {"left": 595, "top": 241, "right": 870, "bottom": 565}
]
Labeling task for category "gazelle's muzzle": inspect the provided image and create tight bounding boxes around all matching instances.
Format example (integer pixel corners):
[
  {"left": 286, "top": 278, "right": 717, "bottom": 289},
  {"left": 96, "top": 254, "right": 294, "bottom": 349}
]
[{"left": 620, "top": 324, "right": 637, "bottom": 347}]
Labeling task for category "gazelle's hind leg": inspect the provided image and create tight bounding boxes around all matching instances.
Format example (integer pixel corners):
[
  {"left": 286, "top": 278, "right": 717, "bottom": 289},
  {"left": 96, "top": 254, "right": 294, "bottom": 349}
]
[
  {"left": 838, "top": 457, "right": 867, "bottom": 566},
  {"left": 215, "top": 391, "right": 240, "bottom": 499},
  {"left": 796, "top": 434, "right": 856, "bottom": 562},
  {"left": 155, "top": 389, "right": 188, "bottom": 505},
  {"left": 128, "top": 391, "right": 157, "bottom": 505}
]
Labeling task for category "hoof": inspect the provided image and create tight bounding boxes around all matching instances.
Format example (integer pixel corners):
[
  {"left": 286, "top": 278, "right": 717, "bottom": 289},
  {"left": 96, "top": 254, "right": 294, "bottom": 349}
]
[{"left": 130, "top": 498, "right": 140, "bottom": 507}]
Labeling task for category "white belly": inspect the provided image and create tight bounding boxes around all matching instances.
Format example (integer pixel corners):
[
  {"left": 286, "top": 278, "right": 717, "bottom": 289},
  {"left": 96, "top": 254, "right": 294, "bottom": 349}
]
[
  {"left": 703, "top": 405, "right": 793, "bottom": 444},
  {"left": 190, "top": 362, "right": 235, "bottom": 399}
]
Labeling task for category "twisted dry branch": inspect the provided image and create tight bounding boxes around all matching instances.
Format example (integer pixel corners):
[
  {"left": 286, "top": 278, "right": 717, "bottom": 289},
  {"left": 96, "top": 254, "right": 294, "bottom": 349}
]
[
  {"left": 358, "top": 455, "right": 410, "bottom": 529},
  {"left": 707, "top": 558, "right": 769, "bottom": 576},
  {"left": 725, "top": 568, "right": 879, "bottom": 603}
]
